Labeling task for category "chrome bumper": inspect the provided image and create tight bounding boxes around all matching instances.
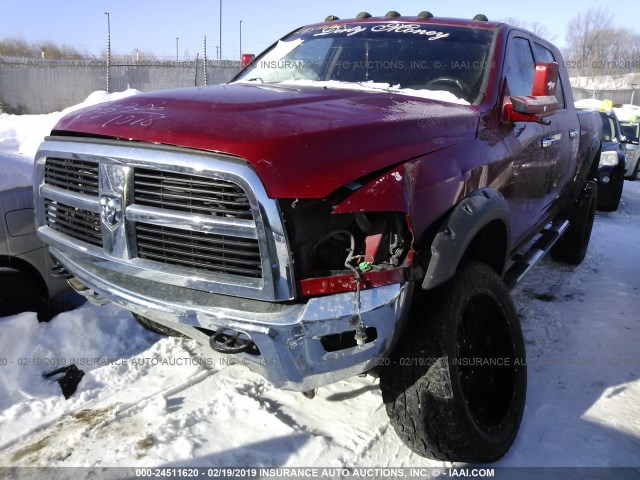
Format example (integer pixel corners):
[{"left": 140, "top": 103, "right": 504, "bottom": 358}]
[{"left": 53, "top": 247, "right": 412, "bottom": 391}]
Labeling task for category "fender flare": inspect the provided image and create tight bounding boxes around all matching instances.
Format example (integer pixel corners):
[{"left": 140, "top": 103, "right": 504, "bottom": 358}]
[{"left": 422, "top": 188, "right": 511, "bottom": 290}]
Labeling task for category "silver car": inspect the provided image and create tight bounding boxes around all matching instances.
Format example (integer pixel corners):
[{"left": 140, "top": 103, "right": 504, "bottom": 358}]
[{"left": 0, "top": 187, "right": 70, "bottom": 319}]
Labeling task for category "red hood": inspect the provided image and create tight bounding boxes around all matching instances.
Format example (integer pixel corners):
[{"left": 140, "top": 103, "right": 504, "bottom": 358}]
[{"left": 53, "top": 84, "right": 479, "bottom": 198}]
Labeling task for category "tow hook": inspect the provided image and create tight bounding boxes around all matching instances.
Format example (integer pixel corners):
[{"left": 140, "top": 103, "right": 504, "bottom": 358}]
[
  {"left": 354, "top": 321, "right": 368, "bottom": 347},
  {"left": 209, "top": 327, "right": 254, "bottom": 354}
]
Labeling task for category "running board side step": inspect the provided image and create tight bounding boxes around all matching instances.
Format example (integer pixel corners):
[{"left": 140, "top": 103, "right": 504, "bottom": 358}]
[{"left": 503, "top": 219, "right": 569, "bottom": 289}]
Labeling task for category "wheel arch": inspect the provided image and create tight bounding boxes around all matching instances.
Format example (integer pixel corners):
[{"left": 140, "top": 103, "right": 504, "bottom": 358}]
[{"left": 421, "top": 188, "right": 511, "bottom": 290}]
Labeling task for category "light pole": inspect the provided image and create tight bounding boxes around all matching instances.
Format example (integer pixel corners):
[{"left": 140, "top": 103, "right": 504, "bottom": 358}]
[
  {"left": 104, "top": 12, "right": 111, "bottom": 92},
  {"left": 632, "top": 84, "right": 638, "bottom": 106},
  {"left": 176, "top": 37, "right": 179, "bottom": 62},
  {"left": 239, "top": 20, "right": 243, "bottom": 58},
  {"left": 219, "top": 0, "right": 222, "bottom": 60}
]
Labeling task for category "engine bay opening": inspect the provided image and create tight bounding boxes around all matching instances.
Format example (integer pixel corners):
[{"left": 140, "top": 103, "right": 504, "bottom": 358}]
[{"left": 280, "top": 198, "right": 413, "bottom": 285}]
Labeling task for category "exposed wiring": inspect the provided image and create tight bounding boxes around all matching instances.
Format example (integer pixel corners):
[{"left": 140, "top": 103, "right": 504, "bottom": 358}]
[{"left": 344, "top": 233, "right": 368, "bottom": 347}]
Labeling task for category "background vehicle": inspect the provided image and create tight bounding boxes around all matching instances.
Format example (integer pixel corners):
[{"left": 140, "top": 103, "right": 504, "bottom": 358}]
[
  {"left": 0, "top": 187, "right": 70, "bottom": 319},
  {"left": 613, "top": 105, "right": 640, "bottom": 180},
  {"left": 595, "top": 109, "right": 627, "bottom": 211},
  {"left": 33, "top": 13, "right": 601, "bottom": 462}
]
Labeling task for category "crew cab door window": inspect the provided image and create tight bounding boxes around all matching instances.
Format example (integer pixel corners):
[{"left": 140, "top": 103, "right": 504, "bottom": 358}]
[{"left": 504, "top": 37, "right": 535, "bottom": 96}]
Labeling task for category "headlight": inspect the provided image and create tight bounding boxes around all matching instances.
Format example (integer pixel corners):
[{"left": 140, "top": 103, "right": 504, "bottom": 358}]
[{"left": 599, "top": 151, "right": 619, "bottom": 167}]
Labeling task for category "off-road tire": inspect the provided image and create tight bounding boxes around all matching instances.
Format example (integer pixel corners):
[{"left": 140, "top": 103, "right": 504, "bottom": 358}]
[
  {"left": 379, "top": 262, "right": 527, "bottom": 462},
  {"left": 133, "top": 313, "right": 183, "bottom": 337},
  {"left": 551, "top": 180, "right": 597, "bottom": 264}
]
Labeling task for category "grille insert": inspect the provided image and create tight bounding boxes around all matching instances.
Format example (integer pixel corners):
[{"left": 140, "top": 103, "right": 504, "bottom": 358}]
[
  {"left": 134, "top": 169, "right": 253, "bottom": 220},
  {"left": 135, "top": 223, "right": 262, "bottom": 278},
  {"left": 44, "top": 199, "right": 102, "bottom": 247},
  {"left": 45, "top": 158, "right": 99, "bottom": 196}
]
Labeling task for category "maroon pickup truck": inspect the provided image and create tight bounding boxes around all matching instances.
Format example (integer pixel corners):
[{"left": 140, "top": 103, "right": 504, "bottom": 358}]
[{"left": 34, "top": 11, "right": 601, "bottom": 461}]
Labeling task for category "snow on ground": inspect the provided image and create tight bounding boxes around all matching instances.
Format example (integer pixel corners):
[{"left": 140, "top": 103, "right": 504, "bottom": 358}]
[
  {"left": 0, "top": 97, "right": 639, "bottom": 470},
  {"left": 0, "top": 89, "right": 139, "bottom": 191}
]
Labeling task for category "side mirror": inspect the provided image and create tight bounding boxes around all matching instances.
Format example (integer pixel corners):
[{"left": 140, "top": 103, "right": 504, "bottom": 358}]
[
  {"left": 504, "top": 62, "right": 559, "bottom": 124},
  {"left": 532, "top": 62, "right": 559, "bottom": 96},
  {"left": 241, "top": 53, "right": 256, "bottom": 69},
  {"left": 623, "top": 135, "right": 640, "bottom": 145}
]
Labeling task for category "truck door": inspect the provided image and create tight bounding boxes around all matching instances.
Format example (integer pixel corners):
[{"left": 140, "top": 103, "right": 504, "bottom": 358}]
[
  {"left": 532, "top": 42, "right": 579, "bottom": 222},
  {"left": 500, "top": 35, "right": 548, "bottom": 244}
]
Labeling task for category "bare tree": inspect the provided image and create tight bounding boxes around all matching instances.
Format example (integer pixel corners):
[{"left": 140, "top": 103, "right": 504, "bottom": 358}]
[
  {"left": 564, "top": 6, "right": 640, "bottom": 81},
  {"left": 565, "top": 7, "right": 614, "bottom": 75}
]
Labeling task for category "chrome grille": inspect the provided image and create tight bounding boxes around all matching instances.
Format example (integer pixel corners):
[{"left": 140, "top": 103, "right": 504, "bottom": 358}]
[
  {"left": 44, "top": 158, "right": 99, "bottom": 196},
  {"left": 35, "top": 140, "right": 294, "bottom": 301},
  {"left": 134, "top": 169, "right": 252, "bottom": 220},
  {"left": 136, "top": 223, "right": 262, "bottom": 278},
  {"left": 44, "top": 199, "right": 102, "bottom": 247}
]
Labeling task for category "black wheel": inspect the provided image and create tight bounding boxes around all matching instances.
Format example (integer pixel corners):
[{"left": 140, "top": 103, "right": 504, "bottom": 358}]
[
  {"left": 133, "top": 313, "right": 183, "bottom": 337},
  {"left": 0, "top": 269, "right": 49, "bottom": 320},
  {"left": 551, "top": 181, "right": 597, "bottom": 264},
  {"left": 379, "top": 262, "right": 526, "bottom": 462}
]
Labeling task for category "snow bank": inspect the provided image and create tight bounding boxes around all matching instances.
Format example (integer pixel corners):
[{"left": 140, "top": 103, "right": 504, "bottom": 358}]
[{"left": 0, "top": 89, "right": 139, "bottom": 191}]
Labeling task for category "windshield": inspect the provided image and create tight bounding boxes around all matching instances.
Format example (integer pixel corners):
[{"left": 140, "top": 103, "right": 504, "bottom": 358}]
[
  {"left": 620, "top": 123, "right": 639, "bottom": 139},
  {"left": 234, "top": 23, "right": 495, "bottom": 104}
]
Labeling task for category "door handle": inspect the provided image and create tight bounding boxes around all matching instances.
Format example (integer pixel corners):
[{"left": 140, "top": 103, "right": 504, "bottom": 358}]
[
  {"left": 569, "top": 129, "right": 578, "bottom": 138},
  {"left": 542, "top": 137, "right": 558, "bottom": 148}
]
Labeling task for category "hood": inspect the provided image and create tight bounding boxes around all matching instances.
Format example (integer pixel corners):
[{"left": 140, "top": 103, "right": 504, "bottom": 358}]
[{"left": 53, "top": 83, "right": 479, "bottom": 198}]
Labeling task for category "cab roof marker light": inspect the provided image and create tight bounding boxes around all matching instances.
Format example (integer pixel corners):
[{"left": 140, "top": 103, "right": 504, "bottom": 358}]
[
  {"left": 473, "top": 14, "right": 489, "bottom": 22},
  {"left": 417, "top": 11, "right": 434, "bottom": 19},
  {"left": 356, "top": 12, "right": 372, "bottom": 19},
  {"left": 325, "top": 15, "right": 340, "bottom": 21},
  {"left": 385, "top": 11, "right": 402, "bottom": 18}
]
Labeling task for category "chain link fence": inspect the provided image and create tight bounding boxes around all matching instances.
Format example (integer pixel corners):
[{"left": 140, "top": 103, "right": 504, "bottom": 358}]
[{"left": 0, "top": 57, "right": 241, "bottom": 114}]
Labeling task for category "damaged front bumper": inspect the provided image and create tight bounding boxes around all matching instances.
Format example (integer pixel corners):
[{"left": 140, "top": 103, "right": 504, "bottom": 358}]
[{"left": 54, "top": 247, "right": 412, "bottom": 391}]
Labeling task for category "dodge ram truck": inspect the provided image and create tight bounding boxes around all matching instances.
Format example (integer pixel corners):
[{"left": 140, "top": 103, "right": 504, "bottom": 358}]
[{"left": 33, "top": 12, "right": 602, "bottom": 461}]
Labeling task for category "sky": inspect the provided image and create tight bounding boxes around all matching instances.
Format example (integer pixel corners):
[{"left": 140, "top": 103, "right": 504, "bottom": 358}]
[{"left": 0, "top": 0, "right": 636, "bottom": 60}]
